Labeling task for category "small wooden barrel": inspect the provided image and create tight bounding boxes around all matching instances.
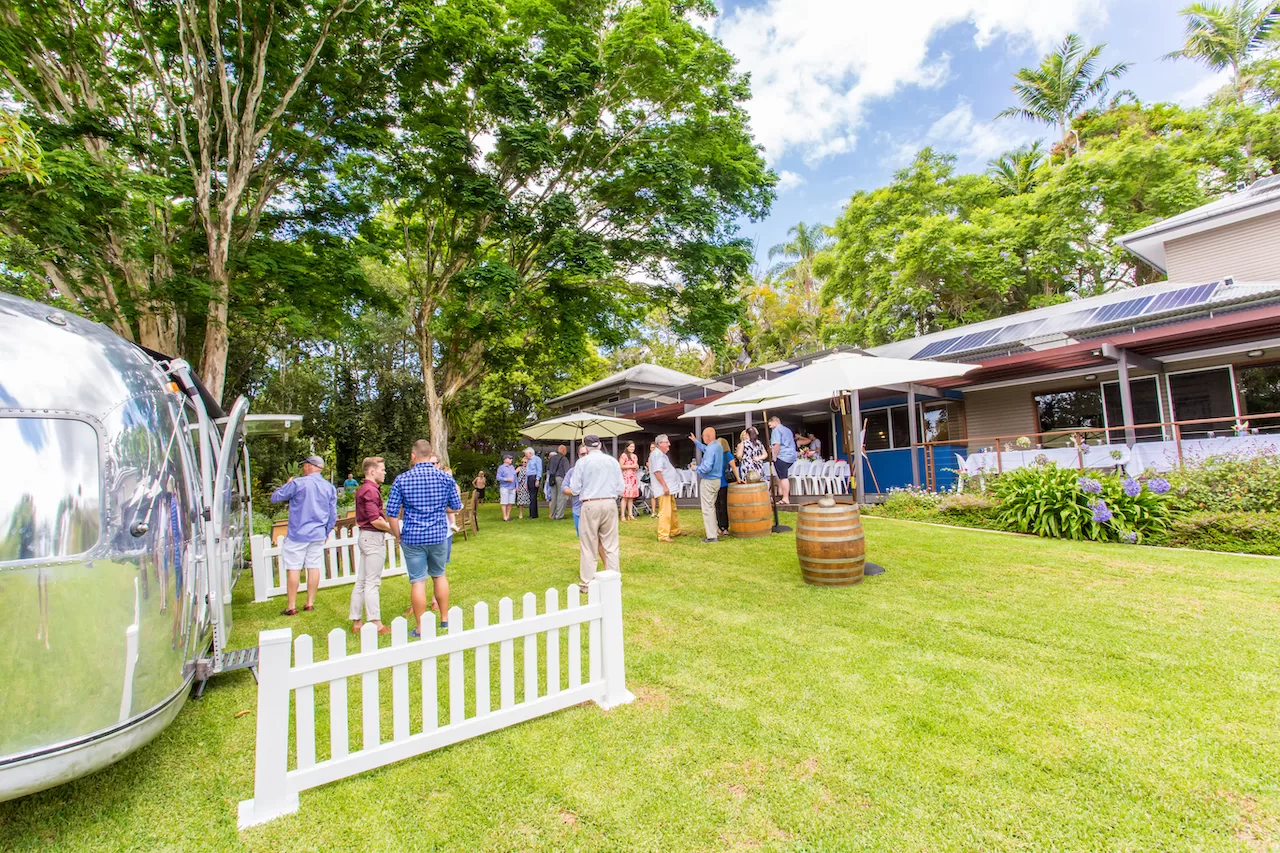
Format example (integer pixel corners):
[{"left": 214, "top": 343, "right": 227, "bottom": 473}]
[
  {"left": 796, "top": 502, "right": 865, "bottom": 586},
  {"left": 728, "top": 481, "right": 772, "bottom": 538}
]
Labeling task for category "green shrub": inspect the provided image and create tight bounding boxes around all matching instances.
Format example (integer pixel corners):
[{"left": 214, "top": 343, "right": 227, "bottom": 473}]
[
  {"left": 1165, "top": 452, "right": 1280, "bottom": 514},
  {"left": 869, "top": 489, "right": 1006, "bottom": 531},
  {"left": 1157, "top": 512, "right": 1280, "bottom": 556},
  {"left": 993, "top": 465, "right": 1177, "bottom": 543},
  {"left": 936, "top": 493, "right": 1004, "bottom": 527}
]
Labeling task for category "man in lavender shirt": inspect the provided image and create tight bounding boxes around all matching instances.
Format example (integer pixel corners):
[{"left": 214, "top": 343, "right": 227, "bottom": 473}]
[{"left": 271, "top": 454, "right": 337, "bottom": 615}]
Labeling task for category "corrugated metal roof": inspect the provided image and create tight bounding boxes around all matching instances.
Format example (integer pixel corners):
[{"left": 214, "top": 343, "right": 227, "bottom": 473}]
[{"left": 867, "top": 279, "right": 1280, "bottom": 362}]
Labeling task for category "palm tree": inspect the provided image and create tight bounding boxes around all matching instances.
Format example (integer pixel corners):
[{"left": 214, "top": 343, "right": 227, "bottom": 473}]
[
  {"left": 1164, "top": 1, "right": 1280, "bottom": 104},
  {"left": 996, "top": 34, "right": 1130, "bottom": 160},
  {"left": 767, "top": 222, "right": 832, "bottom": 314},
  {"left": 987, "top": 142, "right": 1047, "bottom": 196}
]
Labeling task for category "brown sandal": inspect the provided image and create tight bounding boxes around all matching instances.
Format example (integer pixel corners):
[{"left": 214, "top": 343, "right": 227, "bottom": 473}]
[
  {"left": 280, "top": 608, "right": 298, "bottom": 616},
  {"left": 303, "top": 605, "right": 315, "bottom": 612}
]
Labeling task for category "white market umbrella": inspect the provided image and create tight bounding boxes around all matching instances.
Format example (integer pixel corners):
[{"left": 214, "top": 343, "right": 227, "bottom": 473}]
[
  {"left": 682, "top": 352, "right": 976, "bottom": 418},
  {"left": 522, "top": 411, "right": 643, "bottom": 441}
]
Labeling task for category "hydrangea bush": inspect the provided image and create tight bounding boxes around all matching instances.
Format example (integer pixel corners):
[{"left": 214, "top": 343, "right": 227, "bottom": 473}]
[{"left": 994, "top": 464, "right": 1178, "bottom": 543}]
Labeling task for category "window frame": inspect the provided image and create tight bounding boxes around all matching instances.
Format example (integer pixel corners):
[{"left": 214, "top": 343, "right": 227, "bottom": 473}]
[
  {"left": 1100, "top": 376, "right": 1167, "bottom": 441},
  {"left": 1164, "top": 364, "right": 1240, "bottom": 428},
  {"left": 0, "top": 411, "right": 107, "bottom": 568}
]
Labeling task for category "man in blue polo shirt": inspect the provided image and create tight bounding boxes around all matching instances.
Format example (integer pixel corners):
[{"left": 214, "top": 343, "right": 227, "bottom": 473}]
[
  {"left": 386, "top": 439, "right": 462, "bottom": 637},
  {"left": 769, "top": 416, "right": 798, "bottom": 505}
]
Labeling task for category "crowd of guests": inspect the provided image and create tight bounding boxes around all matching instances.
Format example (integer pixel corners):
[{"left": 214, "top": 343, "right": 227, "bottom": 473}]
[{"left": 268, "top": 418, "right": 816, "bottom": 637}]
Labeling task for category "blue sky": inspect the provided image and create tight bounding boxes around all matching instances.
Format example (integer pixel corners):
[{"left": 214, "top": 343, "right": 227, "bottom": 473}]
[{"left": 707, "top": 0, "right": 1227, "bottom": 265}]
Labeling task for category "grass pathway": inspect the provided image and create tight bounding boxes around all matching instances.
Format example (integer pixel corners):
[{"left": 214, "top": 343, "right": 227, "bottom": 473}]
[{"left": 3, "top": 507, "right": 1279, "bottom": 851}]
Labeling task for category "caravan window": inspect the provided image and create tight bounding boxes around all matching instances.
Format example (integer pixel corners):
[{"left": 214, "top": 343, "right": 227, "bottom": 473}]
[{"left": 0, "top": 417, "right": 102, "bottom": 562}]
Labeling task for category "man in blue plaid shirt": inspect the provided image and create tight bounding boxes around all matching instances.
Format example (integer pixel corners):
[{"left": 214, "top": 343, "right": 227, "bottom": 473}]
[{"left": 387, "top": 439, "right": 462, "bottom": 637}]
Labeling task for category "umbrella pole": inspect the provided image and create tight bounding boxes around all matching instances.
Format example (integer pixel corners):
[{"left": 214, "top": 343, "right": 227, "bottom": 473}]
[{"left": 762, "top": 408, "right": 791, "bottom": 534}]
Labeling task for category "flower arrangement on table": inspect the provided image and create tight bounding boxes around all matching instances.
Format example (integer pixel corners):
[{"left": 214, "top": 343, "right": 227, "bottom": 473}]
[{"left": 797, "top": 447, "right": 819, "bottom": 461}]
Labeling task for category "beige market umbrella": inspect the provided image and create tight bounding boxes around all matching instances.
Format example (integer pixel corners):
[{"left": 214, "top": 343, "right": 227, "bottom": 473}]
[{"left": 522, "top": 412, "right": 643, "bottom": 442}]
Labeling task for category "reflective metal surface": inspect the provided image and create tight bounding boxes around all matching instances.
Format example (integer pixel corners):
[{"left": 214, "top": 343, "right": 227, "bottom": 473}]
[{"left": 0, "top": 293, "right": 226, "bottom": 799}]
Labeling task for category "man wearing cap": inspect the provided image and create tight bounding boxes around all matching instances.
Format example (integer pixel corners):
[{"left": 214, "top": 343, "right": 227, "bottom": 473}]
[
  {"left": 568, "top": 435, "right": 624, "bottom": 590},
  {"left": 270, "top": 455, "right": 338, "bottom": 616},
  {"left": 386, "top": 439, "right": 463, "bottom": 637},
  {"left": 496, "top": 454, "right": 518, "bottom": 521}
]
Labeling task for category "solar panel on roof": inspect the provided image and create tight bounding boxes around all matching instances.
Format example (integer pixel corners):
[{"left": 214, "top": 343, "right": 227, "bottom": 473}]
[
  {"left": 1091, "top": 295, "right": 1155, "bottom": 325},
  {"left": 944, "top": 328, "right": 1001, "bottom": 355},
  {"left": 1142, "top": 281, "right": 1220, "bottom": 315},
  {"left": 988, "top": 319, "right": 1047, "bottom": 345},
  {"left": 913, "top": 338, "right": 958, "bottom": 359},
  {"left": 1033, "top": 308, "right": 1097, "bottom": 336}
]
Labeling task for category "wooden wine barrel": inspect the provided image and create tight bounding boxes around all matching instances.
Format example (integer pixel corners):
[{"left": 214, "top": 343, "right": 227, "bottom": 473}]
[
  {"left": 727, "top": 481, "right": 772, "bottom": 538},
  {"left": 796, "top": 502, "right": 865, "bottom": 586}
]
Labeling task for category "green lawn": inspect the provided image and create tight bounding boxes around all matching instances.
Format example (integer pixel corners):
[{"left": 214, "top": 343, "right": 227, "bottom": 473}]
[{"left": 3, "top": 507, "right": 1280, "bottom": 852}]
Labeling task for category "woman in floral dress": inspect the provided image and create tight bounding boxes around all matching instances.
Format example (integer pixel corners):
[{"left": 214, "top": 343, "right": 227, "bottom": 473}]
[
  {"left": 619, "top": 441, "right": 641, "bottom": 520},
  {"left": 736, "top": 426, "right": 769, "bottom": 483},
  {"left": 515, "top": 462, "right": 529, "bottom": 518}
]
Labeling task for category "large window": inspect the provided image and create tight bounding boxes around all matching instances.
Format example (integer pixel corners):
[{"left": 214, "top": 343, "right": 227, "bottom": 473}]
[
  {"left": 1237, "top": 364, "right": 1280, "bottom": 430},
  {"left": 863, "top": 410, "right": 891, "bottom": 451},
  {"left": 1168, "top": 368, "right": 1236, "bottom": 438},
  {"left": 0, "top": 417, "right": 101, "bottom": 562},
  {"left": 1103, "top": 378, "right": 1164, "bottom": 442},
  {"left": 922, "top": 402, "right": 964, "bottom": 443},
  {"left": 1035, "top": 388, "right": 1104, "bottom": 445}
]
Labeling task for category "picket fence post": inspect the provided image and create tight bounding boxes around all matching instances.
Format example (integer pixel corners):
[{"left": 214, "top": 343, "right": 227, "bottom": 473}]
[
  {"left": 251, "top": 535, "right": 272, "bottom": 603},
  {"left": 594, "top": 571, "right": 635, "bottom": 710},
  {"left": 237, "top": 628, "right": 299, "bottom": 828}
]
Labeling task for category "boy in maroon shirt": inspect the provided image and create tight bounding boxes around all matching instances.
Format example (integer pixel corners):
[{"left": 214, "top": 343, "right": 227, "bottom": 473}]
[{"left": 351, "top": 456, "right": 393, "bottom": 634}]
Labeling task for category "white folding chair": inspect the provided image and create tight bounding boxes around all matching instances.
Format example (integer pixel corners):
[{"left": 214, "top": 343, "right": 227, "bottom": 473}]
[
  {"left": 815, "top": 461, "right": 837, "bottom": 494},
  {"left": 831, "top": 460, "right": 850, "bottom": 494},
  {"left": 789, "top": 460, "right": 810, "bottom": 495}
]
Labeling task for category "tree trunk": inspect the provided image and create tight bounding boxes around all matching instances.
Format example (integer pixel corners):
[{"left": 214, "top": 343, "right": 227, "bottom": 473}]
[
  {"left": 199, "top": 247, "right": 231, "bottom": 404},
  {"left": 138, "top": 307, "right": 179, "bottom": 355},
  {"left": 415, "top": 315, "right": 451, "bottom": 467}
]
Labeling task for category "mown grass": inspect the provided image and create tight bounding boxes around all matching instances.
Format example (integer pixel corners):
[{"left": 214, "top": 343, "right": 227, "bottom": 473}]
[{"left": 3, "top": 507, "right": 1280, "bottom": 852}]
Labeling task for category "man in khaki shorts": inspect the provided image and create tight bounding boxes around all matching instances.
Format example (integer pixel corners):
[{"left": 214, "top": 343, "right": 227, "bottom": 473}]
[
  {"left": 270, "top": 455, "right": 338, "bottom": 615},
  {"left": 351, "top": 456, "right": 392, "bottom": 634}
]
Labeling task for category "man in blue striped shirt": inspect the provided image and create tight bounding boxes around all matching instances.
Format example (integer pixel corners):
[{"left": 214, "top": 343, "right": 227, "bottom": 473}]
[{"left": 387, "top": 439, "right": 462, "bottom": 637}]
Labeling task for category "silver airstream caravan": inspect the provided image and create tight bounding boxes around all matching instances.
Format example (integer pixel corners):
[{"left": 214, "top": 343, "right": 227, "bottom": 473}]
[{"left": 0, "top": 292, "right": 250, "bottom": 801}]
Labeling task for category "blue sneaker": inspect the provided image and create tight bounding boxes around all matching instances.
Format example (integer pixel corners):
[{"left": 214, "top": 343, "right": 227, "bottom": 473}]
[
  {"left": 438, "top": 622, "right": 449, "bottom": 630},
  {"left": 409, "top": 628, "right": 421, "bottom": 639}
]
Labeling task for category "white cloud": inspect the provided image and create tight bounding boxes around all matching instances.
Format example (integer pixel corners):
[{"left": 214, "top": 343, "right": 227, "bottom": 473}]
[
  {"left": 888, "top": 98, "right": 1036, "bottom": 167},
  {"left": 775, "top": 169, "right": 806, "bottom": 193},
  {"left": 1174, "top": 68, "right": 1232, "bottom": 107},
  {"left": 715, "top": 0, "right": 1109, "bottom": 165}
]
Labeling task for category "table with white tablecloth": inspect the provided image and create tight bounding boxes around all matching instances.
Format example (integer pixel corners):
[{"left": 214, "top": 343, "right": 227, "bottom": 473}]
[
  {"left": 963, "top": 444, "right": 1130, "bottom": 476},
  {"left": 1124, "top": 435, "right": 1280, "bottom": 475}
]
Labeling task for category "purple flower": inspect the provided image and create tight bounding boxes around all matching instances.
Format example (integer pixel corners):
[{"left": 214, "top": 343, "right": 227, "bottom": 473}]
[
  {"left": 1148, "top": 477, "right": 1171, "bottom": 495},
  {"left": 1077, "top": 477, "right": 1103, "bottom": 494},
  {"left": 1091, "top": 500, "right": 1113, "bottom": 523},
  {"left": 1120, "top": 531, "right": 1138, "bottom": 544},
  {"left": 1123, "top": 477, "right": 1142, "bottom": 498}
]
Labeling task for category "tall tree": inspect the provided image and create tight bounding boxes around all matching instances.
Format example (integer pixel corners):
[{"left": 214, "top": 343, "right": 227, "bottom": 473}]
[
  {"left": 125, "top": 0, "right": 386, "bottom": 402},
  {"left": 996, "top": 34, "right": 1130, "bottom": 160},
  {"left": 987, "top": 142, "right": 1047, "bottom": 197},
  {"left": 767, "top": 221, "right": 831, "bottom": 314},
  {"left": 370, "top": 0, "right": 773, "bottom": 463},
  {"left": 1164, "top": 0, "right": 1280, "bottom": 104}
]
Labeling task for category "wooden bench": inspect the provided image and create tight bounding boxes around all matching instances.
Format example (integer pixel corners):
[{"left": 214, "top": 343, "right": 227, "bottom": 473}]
[{"left": 455, "top": 489, "right": 480, "bottom": 541}]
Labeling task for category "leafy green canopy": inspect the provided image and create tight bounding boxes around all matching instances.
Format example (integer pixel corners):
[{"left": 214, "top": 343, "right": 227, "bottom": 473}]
[
  {"left": 357, "top": 0, "right": 774, "bottom": 460},
  {"left": 819, "top": 99, "right": 1280, "bottom": 347}
]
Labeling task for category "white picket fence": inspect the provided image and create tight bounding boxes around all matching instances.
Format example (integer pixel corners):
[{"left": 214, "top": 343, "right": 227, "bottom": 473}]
[
  {"left": 250, "top": 530, "right": 406, "bottom": 603},
  {"left": 237, "top": 570, "right": 634, "bottom": 828}
]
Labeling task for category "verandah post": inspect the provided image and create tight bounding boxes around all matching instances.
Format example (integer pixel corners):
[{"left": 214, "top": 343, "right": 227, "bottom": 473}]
[
  {"left": 237, "top": 628, "right": 299, "bottom": 828},
  {"left": 593, "top": 571, "right": 635, "bottom": 710}
]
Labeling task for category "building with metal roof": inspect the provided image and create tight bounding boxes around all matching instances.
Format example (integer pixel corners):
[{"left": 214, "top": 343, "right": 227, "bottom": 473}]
[{"left": 544, "top": 179, "right": 1280, "bottom": 499}]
